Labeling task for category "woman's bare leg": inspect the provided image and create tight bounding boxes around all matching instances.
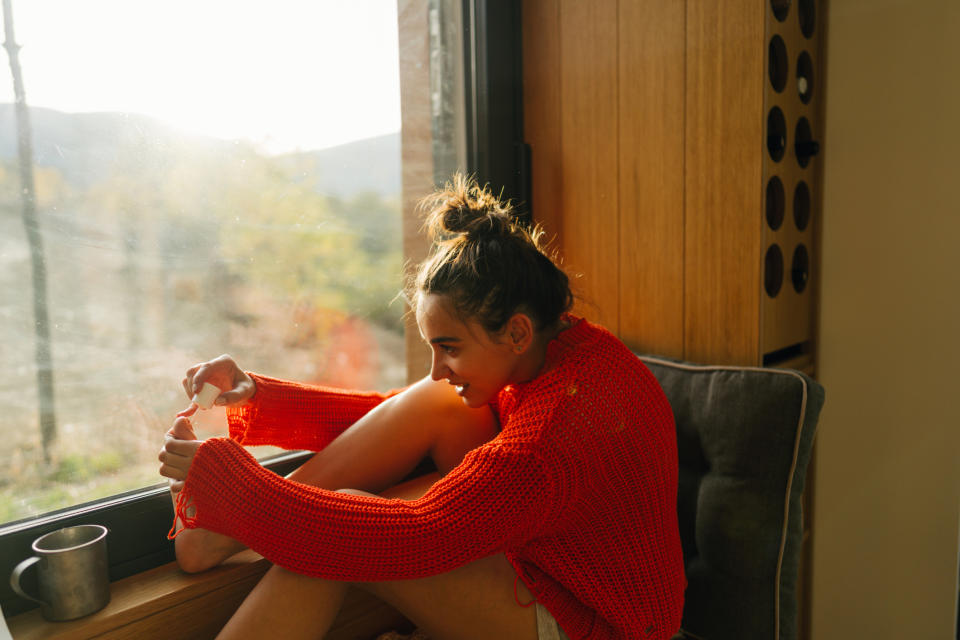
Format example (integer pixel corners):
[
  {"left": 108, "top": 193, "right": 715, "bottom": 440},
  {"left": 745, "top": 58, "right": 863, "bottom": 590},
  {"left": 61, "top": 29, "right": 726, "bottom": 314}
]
[
  {"left": 216, "top": 565, "right": 348, "bottom": 639},
  {"left": 216, "top": 475, "right": 537, "bottom": 640},
  {"left": 217, "top": 553, "right": 536, "bottom": 640},
  {"left": 174, "top": 376, "right": 497, "bottom": 572},
  {"left": 364, "top": 553, "right": 538, "bottom": 640}
]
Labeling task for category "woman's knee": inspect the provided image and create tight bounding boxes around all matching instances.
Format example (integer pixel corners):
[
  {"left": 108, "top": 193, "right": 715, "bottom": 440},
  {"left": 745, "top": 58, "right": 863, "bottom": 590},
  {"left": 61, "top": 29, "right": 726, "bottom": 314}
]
[{"left": 427, "top": 399, "right": 499, "bottom": 473}]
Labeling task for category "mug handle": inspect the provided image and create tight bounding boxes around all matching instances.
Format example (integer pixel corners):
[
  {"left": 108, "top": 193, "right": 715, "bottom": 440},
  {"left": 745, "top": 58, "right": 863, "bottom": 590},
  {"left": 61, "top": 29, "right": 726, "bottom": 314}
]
[{"left": 10, "top": 556, "right": 47, "bottom": 606}]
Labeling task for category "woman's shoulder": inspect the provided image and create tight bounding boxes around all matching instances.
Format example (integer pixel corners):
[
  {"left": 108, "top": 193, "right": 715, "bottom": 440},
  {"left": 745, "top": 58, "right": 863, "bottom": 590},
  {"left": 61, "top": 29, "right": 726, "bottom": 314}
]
[
  {"left": 549, "top": 315, "right": 639, "bottom": 371},
  {"left": 504, "top": 317, "right": 645, "bottom": 417}
]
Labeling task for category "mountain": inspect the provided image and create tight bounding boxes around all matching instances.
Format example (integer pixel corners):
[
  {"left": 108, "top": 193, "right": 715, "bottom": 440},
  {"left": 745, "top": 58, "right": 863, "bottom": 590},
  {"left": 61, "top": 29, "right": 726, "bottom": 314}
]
[
  {"left": 284, "top": 133, "right": 401, "bottom": 197},
  {"left": 0, "top": 104, "right": 401, "bottom": 196},
  {"left": 0, "top": 104, "right": 184, "bottom": 187}
]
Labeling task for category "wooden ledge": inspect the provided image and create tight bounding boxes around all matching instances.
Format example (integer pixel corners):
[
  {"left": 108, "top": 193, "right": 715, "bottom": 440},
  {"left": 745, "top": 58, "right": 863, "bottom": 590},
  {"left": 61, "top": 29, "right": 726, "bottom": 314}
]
[{"left": 7, "top": 550, "right": 412, "bottom": 640}]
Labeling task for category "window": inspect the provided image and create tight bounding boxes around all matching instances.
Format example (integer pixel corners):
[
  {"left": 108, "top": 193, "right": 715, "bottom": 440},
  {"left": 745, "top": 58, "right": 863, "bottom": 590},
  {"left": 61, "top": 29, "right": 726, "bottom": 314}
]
[
  {"left": 1, "top": 0, "right": 522, "bottom": 618},
  {"left": 2, "top": 1, "right": 410, "bottom": 530}
]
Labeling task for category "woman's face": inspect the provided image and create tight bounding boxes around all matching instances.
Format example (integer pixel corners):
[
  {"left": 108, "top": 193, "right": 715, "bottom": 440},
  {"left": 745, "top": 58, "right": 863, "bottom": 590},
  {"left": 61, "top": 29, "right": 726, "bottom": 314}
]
[{"left": 416, "top": 293, "right": 521, "bottom": 407}]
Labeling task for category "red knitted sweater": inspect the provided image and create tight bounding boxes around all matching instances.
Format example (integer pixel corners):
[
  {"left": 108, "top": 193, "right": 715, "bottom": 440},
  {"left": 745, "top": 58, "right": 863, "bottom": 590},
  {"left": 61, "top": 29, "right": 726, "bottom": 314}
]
[{"left": 172, "top": 317, "right": 686, "bottom": 639}]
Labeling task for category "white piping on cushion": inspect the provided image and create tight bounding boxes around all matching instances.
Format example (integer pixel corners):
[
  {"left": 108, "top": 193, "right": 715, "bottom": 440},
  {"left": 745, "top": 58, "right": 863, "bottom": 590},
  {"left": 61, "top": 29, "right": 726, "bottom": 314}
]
[{"left": 638, "top": 356, "right": 814, "bottom": 640}]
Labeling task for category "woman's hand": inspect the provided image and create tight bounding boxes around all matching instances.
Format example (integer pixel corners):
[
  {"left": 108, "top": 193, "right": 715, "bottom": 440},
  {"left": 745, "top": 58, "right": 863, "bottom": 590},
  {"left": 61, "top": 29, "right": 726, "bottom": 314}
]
[
  {"left": 159, "top": 417, "right": 203, "bottom": 492},
  {"left": 177, "top": 354, "right": 256, "bottom": 417}
]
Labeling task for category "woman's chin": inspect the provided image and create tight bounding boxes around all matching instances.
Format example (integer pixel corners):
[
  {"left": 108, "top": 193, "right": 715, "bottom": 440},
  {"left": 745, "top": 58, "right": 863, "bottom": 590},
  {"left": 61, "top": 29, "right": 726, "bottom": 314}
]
[{"left": 459, "top": 389, "right": 485, "bottom": 408}]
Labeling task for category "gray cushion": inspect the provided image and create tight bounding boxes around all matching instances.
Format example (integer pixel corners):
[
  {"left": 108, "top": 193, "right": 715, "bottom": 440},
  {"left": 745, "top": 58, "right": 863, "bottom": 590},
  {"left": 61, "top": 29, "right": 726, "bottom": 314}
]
[{"left": 639, "top": 356, "right": 825, "bottom": 640}]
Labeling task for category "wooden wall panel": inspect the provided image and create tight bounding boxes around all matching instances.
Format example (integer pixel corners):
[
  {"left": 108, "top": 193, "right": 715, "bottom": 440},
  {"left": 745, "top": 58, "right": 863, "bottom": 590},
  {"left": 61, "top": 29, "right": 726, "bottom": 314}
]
[
  {"left": 558, "top": 0, "right": 621, "bottom": 334},
  {"left": 524, "top": 0, "right": 779, "bottom": 368},
  {"left": 617, "top": 0, "right": 686, "bottom": 358},
  {"left": 683, "top": 0, "right": 764, "bottom": 365},
  {"left": 522, "top": 0, "right": 563, "bottom": 253}
]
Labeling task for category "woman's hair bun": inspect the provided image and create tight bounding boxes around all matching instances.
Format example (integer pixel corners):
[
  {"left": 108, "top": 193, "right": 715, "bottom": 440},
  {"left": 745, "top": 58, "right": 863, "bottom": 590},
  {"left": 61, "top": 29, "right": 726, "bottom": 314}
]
[
  {"left": 413, "top": 173, "right": 573, "bottom": 333},
  {"left": 420, "top": 173, "right": 514, "bottom": 241}
]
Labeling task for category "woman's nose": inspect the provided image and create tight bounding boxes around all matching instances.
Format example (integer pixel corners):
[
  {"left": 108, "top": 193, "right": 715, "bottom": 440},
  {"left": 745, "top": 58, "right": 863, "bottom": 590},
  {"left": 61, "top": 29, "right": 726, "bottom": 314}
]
[{"left": 430, "top": 353, "right": 449, "bottom": 381}]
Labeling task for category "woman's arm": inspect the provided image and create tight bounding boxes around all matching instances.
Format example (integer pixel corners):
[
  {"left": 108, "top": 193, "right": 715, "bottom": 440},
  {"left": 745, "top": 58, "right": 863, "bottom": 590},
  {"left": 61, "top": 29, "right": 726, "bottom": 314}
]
[
  {"left": 177, "top": 354, "right": 404, "bottom": 452},
  {"left": 225, "top": 373, "right": 403, "bottom": 451},
  {"left": 161, "top": 376, "right": 501, "bottom": 571},
  {"left": 171, "top": 437, "right": 560, "bottom": 582}
]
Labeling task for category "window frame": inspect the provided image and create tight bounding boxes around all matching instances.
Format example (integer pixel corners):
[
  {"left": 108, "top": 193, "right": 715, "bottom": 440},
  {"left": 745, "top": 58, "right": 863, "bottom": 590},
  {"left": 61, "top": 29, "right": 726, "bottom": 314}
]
[
  {"left": 1, "top": 0, "right": 525, "bottom": 619},
  {"left": 462, "top": 0, "right": 531, "bottom": 221}
]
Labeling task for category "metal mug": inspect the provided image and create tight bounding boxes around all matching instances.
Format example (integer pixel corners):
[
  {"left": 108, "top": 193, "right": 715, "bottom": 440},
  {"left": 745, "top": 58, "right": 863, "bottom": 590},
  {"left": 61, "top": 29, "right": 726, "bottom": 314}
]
[{"left": 9, "top": 524, "right": 111, "bottom": 621}]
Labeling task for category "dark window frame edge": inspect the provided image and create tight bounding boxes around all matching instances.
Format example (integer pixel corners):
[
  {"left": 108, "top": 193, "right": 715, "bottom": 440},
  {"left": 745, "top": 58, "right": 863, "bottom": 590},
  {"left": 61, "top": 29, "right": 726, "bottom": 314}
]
[{"left": 462, "top": 0, "right": 531, "bottom": 223}]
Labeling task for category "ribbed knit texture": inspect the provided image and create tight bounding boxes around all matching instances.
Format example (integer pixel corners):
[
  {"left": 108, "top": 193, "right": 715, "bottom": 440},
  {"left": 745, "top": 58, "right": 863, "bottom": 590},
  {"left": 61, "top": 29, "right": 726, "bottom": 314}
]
[{"left": 172, "top": 317, "right": 686, "bottom": 639}]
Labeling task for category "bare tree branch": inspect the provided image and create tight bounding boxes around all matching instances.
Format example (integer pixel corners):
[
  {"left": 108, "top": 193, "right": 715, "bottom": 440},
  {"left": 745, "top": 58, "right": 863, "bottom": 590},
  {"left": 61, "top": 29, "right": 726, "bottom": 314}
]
[{"left": 3, "top": 0, "right": 57, "bottom": 463}]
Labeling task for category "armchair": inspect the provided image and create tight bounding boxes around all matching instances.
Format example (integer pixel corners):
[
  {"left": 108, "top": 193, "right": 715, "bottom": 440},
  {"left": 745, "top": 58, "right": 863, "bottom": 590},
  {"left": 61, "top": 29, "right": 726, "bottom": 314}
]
[{"left": 640, "top": 356, "right": 825, "bottom": 640}]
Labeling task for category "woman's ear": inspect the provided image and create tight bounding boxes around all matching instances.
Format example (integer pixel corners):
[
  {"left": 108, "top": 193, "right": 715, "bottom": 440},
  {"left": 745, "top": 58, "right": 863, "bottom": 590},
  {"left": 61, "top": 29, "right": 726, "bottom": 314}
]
[{"left": 505, "top": 313, "right": 535, "bottom": 353}]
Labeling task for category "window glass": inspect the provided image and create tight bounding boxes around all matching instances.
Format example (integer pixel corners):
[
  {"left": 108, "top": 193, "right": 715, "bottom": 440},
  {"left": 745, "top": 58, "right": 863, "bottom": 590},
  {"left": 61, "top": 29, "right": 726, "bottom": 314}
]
[{"left": 0, "top": 0, "right": 414, "bottom": 526}]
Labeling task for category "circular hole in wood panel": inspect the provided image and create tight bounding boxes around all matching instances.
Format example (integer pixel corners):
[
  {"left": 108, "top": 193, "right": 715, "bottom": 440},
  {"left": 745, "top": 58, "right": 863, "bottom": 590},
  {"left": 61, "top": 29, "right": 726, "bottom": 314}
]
[
  {"left": 794, "top": 180, "right": 811, "bottom": 231},
  {"left": 797, "top": 50, "right": 814, "bottom": 104},
  {"left": 766, "top": 176, "right": 785, "bottom": 231},
  {"left": 769, "top": 35, "right": 788, "bottom": 93},
  {"left": 794, "top": 116, "right": 818, "bottom": 168},
  {"left": 799, "top": 0, "right": 816, "bottom": 38},
  {"left": 771, "top": 0, "right": 791, "bottom": 21},
  {"left": 765, "top": 244, "right": 784, "bottom": 298},
  {"left": 792, "top": 243, "right": 810, "bottom": 293},
  {"left": 767, "top": 107, "right": 787, "bottom": 162}
]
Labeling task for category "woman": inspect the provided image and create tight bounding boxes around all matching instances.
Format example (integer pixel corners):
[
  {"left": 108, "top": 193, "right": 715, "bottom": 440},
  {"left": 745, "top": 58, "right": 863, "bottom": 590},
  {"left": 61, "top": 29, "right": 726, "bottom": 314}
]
[{"left": 159, "top": 175, "right": 686, "bottom": 639}]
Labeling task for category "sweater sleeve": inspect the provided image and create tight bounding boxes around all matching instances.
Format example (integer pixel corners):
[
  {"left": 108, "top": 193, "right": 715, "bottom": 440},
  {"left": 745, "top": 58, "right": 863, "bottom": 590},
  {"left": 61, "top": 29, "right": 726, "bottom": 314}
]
[
  {"left": 172, "top": 437, "right": 562, "bottom": 581},
  {"left": 225, "top": 373, "right": 404, "bottom": 451}
]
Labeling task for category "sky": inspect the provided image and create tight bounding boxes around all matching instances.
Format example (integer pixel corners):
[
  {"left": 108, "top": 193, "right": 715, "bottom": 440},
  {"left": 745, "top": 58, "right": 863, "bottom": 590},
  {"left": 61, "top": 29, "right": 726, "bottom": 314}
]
[{"left": 0, "top": 0, "right": 402, "bottom": 153}]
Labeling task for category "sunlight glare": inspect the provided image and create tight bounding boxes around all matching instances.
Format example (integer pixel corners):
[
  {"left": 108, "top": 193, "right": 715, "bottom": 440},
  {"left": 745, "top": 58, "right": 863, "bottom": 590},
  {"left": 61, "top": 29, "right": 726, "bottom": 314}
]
[{"left": 0, "top": 0, "right": 401, "bottom": 153}]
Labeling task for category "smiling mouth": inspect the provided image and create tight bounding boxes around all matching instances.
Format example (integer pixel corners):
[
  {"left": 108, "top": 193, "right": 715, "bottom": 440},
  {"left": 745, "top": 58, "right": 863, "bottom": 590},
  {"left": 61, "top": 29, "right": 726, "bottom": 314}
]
[{"left": 454, "top": 383, "right": 469, "bottom": 396}]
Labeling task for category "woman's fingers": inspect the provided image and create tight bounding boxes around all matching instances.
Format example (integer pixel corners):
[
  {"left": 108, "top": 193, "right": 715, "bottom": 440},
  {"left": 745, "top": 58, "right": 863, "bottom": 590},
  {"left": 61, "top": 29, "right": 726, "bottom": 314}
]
[
  {"left": 168, "top": 417, "right": 197, "bottom": 440},
  {"left": 196, "top": 355, "right": 236, "bottom": 392},
  {"left": 158, "top": 437, "right": 202, "bottom": 481},
  {"left": 190, "top": 362, "right": 213, "bottom": 396},
  {"left": 159, "top": 461, "right": 187, "bottom": 481},
  {"left": 182, "top": 359, "right": 222, "bottom": 400},
  {"left": 159, "top": 460, "right": 190, "bottom": 483},
  {"left": 176, "top": 404, "right": 198, "bottom": 418},
  {"left": 183, "top": 355, "right": 251, "bottom": 405},
  {"left": 164, "top": 437, "right": 201, "bottom": 457},
  {"left": 215, "top": 379, "right": 254, "bottom": 406},
  {"left": 182, "top": 363, "right": 203, "bottom": 398}
]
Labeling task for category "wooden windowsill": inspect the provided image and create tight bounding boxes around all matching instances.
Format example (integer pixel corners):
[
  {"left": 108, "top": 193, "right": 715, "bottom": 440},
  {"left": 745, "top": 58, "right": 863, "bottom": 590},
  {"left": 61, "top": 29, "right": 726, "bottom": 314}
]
[{"left": 6, "top": 550, "right": 412, "bottom": 640}]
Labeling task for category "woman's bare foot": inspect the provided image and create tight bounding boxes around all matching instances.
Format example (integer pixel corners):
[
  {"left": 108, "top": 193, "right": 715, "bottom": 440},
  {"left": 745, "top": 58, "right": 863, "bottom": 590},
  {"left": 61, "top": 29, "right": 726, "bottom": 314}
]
[
  {"left": 164, "top": 415, "right": 245, "bottom": 572},
  {"left": 174, "top": 524, "right": 247, "bottom": 573},
  {"left": 170, "top": 486, "right": 246, "bottom": 573}
]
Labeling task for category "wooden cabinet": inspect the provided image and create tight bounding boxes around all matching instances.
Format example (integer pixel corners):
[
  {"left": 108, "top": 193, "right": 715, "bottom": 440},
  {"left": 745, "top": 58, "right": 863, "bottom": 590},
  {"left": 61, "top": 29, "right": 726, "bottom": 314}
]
[{"left": 523, "top": 0, "right": 823, "bottom": 371}]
